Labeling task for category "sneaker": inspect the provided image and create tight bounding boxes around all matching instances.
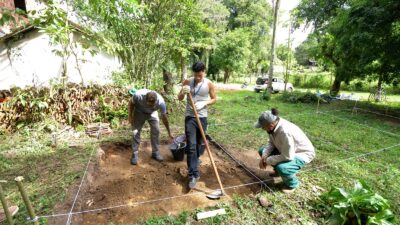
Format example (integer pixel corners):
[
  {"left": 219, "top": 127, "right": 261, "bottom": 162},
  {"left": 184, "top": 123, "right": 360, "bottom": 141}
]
[
  {"left": 188, "top": 177, "right": 200, "bottom": 189},
  {"left": 0, "top": 205, "right": 19, "bottom": 223},
  {"left": 281, "top": 186, "right": 296, "bottom": 194},
  {"left": 131, "top": 157, "right": 138, "bottom": 165},
  {"left": 152, "top": 153, "right": 164, "bottom": 162},
  {"left": 131, "top": 152, "right": 139, "bottom": 165}
]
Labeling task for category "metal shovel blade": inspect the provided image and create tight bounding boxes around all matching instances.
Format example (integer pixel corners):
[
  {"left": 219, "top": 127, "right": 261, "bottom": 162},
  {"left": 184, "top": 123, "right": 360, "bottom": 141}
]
[{"left": 206, "top": 190, "right": 223, "bottom": 200}]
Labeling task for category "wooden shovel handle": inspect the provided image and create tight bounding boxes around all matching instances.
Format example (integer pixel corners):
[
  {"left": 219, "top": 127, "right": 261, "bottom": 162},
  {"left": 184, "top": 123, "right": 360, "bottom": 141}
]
[{"left": 187, "top": 93, "right": 224, "bottom": 194}]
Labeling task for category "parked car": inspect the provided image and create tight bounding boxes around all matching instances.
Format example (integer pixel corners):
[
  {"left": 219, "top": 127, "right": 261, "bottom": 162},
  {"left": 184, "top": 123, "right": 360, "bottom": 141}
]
[{"left": 254, "top": 77, "right": 294, "bottom": 93}]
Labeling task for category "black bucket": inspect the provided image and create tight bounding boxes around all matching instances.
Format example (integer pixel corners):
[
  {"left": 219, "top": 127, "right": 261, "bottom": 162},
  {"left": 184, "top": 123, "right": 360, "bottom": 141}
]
[{"left": 170, "top": 142, "right": 186, "bottom": 161}]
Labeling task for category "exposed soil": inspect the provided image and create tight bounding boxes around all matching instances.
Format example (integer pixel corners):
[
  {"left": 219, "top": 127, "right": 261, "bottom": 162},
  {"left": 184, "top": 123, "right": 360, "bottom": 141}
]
[{"left": 50, "top": 141, "right": 260, "bottom": 224}]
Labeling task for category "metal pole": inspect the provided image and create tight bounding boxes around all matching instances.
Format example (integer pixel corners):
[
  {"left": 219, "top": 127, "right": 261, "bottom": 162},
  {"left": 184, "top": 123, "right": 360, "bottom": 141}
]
[
  {"left": 0, "top": 180, "right": 14, "bottom": 225},
  {"left": 14, "top": 177, "right": 39, "bottom": 225}
]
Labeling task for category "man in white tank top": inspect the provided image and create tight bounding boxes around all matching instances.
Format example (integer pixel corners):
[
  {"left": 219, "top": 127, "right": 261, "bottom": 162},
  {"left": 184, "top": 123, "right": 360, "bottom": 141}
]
[{"left": 178, "top": 61, "right": 217, "bottom": 189}]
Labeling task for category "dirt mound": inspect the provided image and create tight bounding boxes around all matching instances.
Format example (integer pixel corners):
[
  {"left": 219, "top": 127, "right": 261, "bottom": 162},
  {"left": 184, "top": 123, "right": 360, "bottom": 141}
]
[{"left": 52, "top": 141, "right": 259, "bottom": 224}]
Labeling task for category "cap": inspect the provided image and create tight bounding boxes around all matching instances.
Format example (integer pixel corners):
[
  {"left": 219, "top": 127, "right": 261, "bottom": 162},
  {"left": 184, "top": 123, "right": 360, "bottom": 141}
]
[{"left": 254, "top": 111, "right": 278, "bottom": 128}]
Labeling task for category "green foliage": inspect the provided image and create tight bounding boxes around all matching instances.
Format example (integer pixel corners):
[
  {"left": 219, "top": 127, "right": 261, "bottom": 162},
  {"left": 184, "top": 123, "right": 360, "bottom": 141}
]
[
  {"left": 321, "top": 180, "right": 395, "bottom": 225},
  {"left": 294, "top": 0, "right": 400, "bottom": 92},
  {"left": 212, "top": 29, "right": 251, "bottom": 82},
  {"left": 294, "top": 35, "right": 319, "bottom": 66},
  {"left": 260, "top": 90, "right": 271, "bottom": 101},
  {"left": 197, "top": 0, "right": 230, "bottom": 33},
  {"left": 208, "top": 0, "right": 273, "bottom": 78},
  {"left": 74, "top": 0, "right": 206, "bottom": 86},
  {"left": 276, "top": 44, "right": 293, "bottom": 63},
  {"left": 0, "top": 85, "right": 129, "bottom": 132},
  {"left": 143, "top": 211, "right": 189, "bottom": 225},
  {"left": 302, "top": 75, "right": 331, "bottom": 89},
  {"left": 279, "top": 90, "right": 319, "bottom": 103},
  {"left": 0, "top": 8, "right": 26, "bottom": 26},
  {"left": 96, "top": 96, "right": 128, "bottom": 124}
]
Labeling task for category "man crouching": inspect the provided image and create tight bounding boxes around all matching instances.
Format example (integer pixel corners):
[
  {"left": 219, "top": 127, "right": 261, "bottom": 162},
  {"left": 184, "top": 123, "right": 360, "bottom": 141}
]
[{"left": 255, "top": 109, "right": 315, "bottom": 193}]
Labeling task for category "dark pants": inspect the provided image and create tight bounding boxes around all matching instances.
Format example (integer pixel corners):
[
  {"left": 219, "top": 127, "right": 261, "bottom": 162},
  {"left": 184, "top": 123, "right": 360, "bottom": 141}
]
[
  {"left": 185, "top": 116, "right": 207, "bottom": 178},
  {"left": 132, "top": 111, "right": 160, "bottom": 155}
]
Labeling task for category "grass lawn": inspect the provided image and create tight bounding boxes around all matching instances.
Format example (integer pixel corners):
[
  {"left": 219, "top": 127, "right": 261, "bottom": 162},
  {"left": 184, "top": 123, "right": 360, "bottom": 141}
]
[
  {"left": 206, "top": 90, "right": 400, "bottom": 224},
  {"left": 296, "top": 87, "right": 400, "bottom": 103},
  {"left": 0, "top": 89, "right": 399, "bottom": 224}
]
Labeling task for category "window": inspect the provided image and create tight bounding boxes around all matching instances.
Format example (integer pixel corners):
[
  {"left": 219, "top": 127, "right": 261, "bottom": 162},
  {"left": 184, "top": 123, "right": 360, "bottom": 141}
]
[
  {"left": 14, "top": 0, "right": 26, "bottom": 12},
  {"left": 256, "top": 78, "right": 268, "bottom": 85}
]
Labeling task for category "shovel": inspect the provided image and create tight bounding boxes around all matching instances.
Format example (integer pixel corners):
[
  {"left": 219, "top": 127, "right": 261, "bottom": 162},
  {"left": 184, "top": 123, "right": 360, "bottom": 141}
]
[{"left": 187, "top": 93, "right": 225, "bottom": 199}]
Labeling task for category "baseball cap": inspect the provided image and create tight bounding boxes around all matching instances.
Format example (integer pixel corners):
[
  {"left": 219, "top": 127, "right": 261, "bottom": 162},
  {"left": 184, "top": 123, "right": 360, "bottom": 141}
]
[{"left": 254, "top": 110, "right": 278, "bottom": 128}]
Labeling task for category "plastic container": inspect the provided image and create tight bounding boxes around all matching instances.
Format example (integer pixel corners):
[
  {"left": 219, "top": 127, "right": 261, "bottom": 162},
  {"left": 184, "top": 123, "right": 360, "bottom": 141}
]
[{"left": 170, "top": 135, "right": 186, "bottom": 161}]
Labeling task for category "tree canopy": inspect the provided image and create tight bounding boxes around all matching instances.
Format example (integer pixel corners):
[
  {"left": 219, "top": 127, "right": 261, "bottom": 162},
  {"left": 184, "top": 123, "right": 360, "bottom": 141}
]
[{"left": 294, "top": 0, "right": 400, "bottom": 93}]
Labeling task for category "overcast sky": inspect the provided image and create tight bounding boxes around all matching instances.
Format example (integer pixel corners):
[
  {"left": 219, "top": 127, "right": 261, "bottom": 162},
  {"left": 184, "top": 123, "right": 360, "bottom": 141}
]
[{"left": 275, "top": 0, "right": 312, "bottom": 49}]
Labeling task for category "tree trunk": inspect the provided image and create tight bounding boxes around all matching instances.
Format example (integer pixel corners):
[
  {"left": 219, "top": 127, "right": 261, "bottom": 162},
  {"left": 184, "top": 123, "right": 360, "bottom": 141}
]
[
  {"left": 212, "top": 73, "right": 216, "bottom": 81},
  {"left": 376, "top": 75, "right": 383, "bottom": 101},
  {"left": 268, "top": 0, "right": 280, "bottom": 92},
  {"left": 330, "top": 77, "right": 341, "bottom": 96},
  {"left": 203, "top": 49, "right": 209, "bottom": 71},
  {"left": 180, "top": 54, "right": 187, "bottom": 82},
  {"left": 284, "top": 20, "right": 291, "bottom": 92},
  {"left": 223, "top": 70, "right": 230, "bottom": 84},
  {"left": 163, "top": 69, "right": 173, "bottom": 94}
]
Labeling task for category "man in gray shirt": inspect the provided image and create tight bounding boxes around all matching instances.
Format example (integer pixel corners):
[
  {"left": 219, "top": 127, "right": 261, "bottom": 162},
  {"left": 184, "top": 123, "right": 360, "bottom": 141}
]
[{"left": 128, "top": 89, "right": 173, "bottom": 165}]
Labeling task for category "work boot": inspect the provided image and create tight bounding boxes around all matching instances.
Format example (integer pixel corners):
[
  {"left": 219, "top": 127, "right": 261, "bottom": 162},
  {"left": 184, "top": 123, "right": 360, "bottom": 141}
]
[
  {"left": 281, "top": 185, "right": 296, "bottom": 194},
  {"left": 188, "top": 177, "right": 200, "bottom": 189},
  {"left": 268, "top": 170, "right": 280, "bottom": 177},
  {"left": 131, "top": 152, "right": 138, "bottom": 165},
  {"left": 152, "top": 152, "right": 164, "bottom": 162}
]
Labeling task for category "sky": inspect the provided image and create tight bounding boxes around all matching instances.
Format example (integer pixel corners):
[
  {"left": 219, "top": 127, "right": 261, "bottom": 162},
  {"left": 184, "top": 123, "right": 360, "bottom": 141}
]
[{"left": 275, "top": 0, "right": 312, "bottom": 49}]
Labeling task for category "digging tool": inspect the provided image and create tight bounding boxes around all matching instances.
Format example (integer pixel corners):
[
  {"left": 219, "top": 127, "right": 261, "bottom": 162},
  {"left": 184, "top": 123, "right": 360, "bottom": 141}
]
[
  {"left": 187, "top": 93, "right": 225, "bottom": 199},
  {"left": 15, "top": 177, "right": 39, "bottom": 225},
  {"left": 0, "top": 180, "right": 14, "bottom": 225}
]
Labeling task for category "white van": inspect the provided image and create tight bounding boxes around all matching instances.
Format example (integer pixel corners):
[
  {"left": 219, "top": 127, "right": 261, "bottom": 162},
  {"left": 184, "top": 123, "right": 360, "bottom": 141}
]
[{"left": 254, "top": 77, "right": 294, "bottom": 93}]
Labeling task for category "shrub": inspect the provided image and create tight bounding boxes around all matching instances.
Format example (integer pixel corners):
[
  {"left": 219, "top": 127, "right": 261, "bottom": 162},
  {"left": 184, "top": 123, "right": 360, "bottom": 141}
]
[
  {"left": 260, "top": 90, "right": 271, "bottom": 101},
  {"left": 321, "top": 180, "right": 395, "bottom": 225},
  {"left": 293, "top": 76, "right": 302, "bottom": 87},
  {"left": 279, "top": 91, "right": 318, "bottom": 103}
]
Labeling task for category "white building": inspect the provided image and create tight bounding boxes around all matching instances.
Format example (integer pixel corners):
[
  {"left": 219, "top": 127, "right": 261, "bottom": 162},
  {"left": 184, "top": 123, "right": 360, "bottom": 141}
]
[{"left": 0, "top": 0, "right": 121, "bottom": 90}]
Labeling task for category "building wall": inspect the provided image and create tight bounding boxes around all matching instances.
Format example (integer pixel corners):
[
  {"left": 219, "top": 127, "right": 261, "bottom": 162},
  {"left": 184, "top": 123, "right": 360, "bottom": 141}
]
[
  {"left": 0, "top": 0, "right": 15, "bottom": 9},
  {"left": 25, "top": 0, "right": 46, "bottom": 12},
  {"left": 0, "top": 30, "right": 121, "bottom": 89}
]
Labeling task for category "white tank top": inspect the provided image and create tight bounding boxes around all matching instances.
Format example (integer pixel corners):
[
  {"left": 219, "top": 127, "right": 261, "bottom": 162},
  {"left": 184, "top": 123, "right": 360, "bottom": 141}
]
[{"left": 185, "top": 77, "right": 210, "bottom": 117}]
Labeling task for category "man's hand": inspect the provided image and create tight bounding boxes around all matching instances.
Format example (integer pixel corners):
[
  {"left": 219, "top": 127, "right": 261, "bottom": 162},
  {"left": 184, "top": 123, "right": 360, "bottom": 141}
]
[
  {"left": 258, "top": 145, "right": 267, "bottom": 157},
  {"left": 259, "top": 156, "right": 267, "bottom": 170},
  {"left": 194, "top": 101, "right": 207, "bottom": 110},
  {"left": 168, "top": 134, "right": 174, "bottom": 143},
  {"left": 181, "top": 85, "right": 191, "bottom": 94}
]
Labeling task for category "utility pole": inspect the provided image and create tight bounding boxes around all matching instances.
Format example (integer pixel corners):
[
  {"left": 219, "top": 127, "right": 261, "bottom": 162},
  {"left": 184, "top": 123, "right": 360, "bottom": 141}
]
[{"left": 268, "top": 0, "right": 280, "bottom": 92}]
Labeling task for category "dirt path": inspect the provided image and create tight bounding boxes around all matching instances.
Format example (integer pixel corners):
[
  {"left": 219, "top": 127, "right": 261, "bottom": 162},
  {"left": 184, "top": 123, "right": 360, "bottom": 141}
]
[
  {"left": 214, "top": 83, "right": 253, "bottom": 91},
  {"left": 51, "top": 141, "right": 259, "bottom": 224}
]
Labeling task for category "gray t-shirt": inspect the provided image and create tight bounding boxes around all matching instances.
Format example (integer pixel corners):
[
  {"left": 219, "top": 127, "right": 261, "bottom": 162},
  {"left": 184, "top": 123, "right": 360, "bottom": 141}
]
[{"left": 133, "top": 89, "right": 167, "bottom": 115}]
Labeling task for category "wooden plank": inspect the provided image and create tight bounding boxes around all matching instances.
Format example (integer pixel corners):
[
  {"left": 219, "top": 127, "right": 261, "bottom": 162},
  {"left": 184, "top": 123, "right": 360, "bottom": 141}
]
[{"left": 196, "top": 208, "right": 226, "bottom": 220}]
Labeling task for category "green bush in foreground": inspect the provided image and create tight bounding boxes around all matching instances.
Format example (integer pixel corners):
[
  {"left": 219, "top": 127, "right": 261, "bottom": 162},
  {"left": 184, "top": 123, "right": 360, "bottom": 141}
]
[{"left": 321, "top": 180, "right": 395, "bottom": 225}]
